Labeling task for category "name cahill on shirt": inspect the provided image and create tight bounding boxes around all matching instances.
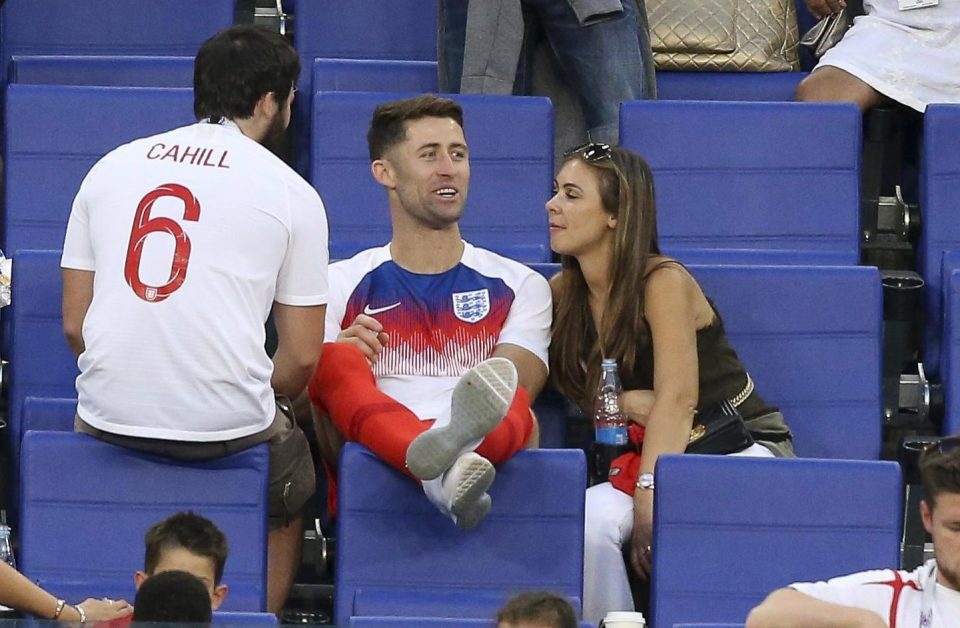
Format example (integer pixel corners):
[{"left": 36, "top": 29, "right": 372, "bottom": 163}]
[{"left": 146, "top": 143, "right": 230, "bottom": 169}]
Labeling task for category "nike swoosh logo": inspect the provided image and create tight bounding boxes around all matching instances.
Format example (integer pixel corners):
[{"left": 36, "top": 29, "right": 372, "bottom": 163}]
[{"left": 363, "top": 302, "right": 401, "bottom": 316}]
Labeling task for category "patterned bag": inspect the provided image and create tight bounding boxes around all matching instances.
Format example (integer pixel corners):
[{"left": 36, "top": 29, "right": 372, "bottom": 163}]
[{"left": 646, "top": 0, "right": 800, "bottom": 71}]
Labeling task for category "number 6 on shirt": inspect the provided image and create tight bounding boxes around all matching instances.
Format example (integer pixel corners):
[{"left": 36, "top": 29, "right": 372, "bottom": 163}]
[{"left": 124, "top": 183, "right": 201, "bottom": 303}]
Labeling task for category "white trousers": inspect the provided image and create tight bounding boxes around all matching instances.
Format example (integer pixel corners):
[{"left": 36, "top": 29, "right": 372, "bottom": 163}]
[{"left": 582, "top": 443, "right": 775, "bottom": 625}]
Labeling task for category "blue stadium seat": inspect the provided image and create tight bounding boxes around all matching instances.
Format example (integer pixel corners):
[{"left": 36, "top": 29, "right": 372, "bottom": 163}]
[
  {"left": 940, "top": 251, "right": 960, "bottom": 435},
  {"left": 313, "top": 58, "right": 438, "bottom": 94},
  {"left": 918, "top": 104, "right": 960, "bottom": 380},
  {"left": 620, "top": 101, "right": 861, "bottom": 265},
  {"left": 0, "top": 0, "right": 234, "bottom": 84},
  {"left": 290, "top": 0, "right": 437, "bottom": 173},
  {"left": 349, "top": 619, "right": 594, "bottom": 628},
  {"left": 651, "top": 454, "right": 902, "bottom": 628},
  {"left": 7, "top": 251, "right": 78, "bottom": 483},
  {"left": 19, "top": 431, "right": 269, "bottom": 611},
  {"left": 656, "top": 72, "right": 805, "bottom": 102},
  {"left": 690, "top": 264, "right": 882, "bottom": 459},
  {"left": 311, "top": 91, "right": 553, "bottom": 262},
  {"left": 213, "top": 612, "right": 279, "bottom": 624},
  {"left": 335, "top": 444, "right": 586, "bottom": 625},
  {"left": 3, "top": 85, "right": 195, "bottom": 253},
  {"left": 8, "top": 55, "right": 194, "bottom": 87},
  {"left": 22, "top": 397, "right": 77, "bottom": 433}
]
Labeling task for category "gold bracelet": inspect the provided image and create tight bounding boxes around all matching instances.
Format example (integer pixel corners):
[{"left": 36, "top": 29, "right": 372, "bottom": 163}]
[
  {"left": 52, "top": 599, "right": 66, "bottom": 620},
  {"left": 73, "top": 604, "right": 86, "bottom": 625}
]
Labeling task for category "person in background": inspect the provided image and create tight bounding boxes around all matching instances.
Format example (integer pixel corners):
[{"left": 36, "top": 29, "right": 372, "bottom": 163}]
[
  {"left": 496, "top": 591, "right": 578, "bottom": 628},
  {"left": 132, "top": 570, "right": 213, "bottom": 624},
  {"left": 747, "top": 434, "right": 960, "bottom": 628},
  {"left": 796, "top": 0, "right": 960, "bottom": 112}
]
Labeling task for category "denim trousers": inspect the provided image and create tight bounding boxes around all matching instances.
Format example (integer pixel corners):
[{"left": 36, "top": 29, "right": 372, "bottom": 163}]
[{"left": 439, "top": 0, "right": 656, "bottom": 144}]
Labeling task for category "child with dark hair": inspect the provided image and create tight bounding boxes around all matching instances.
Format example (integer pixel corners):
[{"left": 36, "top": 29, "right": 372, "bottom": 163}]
[{"left": 133, "top": 570, "right": 212, "bottom": 624}]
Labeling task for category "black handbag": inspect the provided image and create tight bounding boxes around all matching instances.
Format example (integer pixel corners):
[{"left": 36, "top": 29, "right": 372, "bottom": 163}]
[{"left": 685, "top": 398, "right": 755, "bottom": 455}]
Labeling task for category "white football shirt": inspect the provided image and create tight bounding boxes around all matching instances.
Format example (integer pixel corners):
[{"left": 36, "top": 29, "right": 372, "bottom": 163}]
[
  {"left": 325, "top": 242, "right": 551, "bottom": 424},
  {"left": 62, "top": 120, "right": 329, "bottom": 441}
]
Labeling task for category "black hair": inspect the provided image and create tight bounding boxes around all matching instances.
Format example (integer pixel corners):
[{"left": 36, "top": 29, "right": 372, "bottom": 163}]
[{"left": 133, "top": 570, "right": 213, "bottom": 623}]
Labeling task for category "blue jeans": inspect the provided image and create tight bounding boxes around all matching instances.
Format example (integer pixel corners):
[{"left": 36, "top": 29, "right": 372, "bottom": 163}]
[{"left": 439, "top": 0, "right": 656, "bottom": 144}]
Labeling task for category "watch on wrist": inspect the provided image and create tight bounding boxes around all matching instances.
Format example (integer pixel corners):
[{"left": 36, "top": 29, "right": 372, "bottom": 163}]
[{"left": 636, "top": 472, "right": 655, "bottom": 491}]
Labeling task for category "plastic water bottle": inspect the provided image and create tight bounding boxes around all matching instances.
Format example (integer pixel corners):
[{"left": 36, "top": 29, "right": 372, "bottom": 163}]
[
  {"left": 594, "top": 358, "right": 628, "bottom": 446},
  {"left": 0, "top": 522, "right": 15, "bottom": 570}
]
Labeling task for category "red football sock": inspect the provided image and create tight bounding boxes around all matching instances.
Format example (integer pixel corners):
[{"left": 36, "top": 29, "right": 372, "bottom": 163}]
[
  {"left": 475, "top": 385, "right": 535, "bottom": 464},
  {"left": 308, "top": 342, "right": 431, "bottom": 474}
]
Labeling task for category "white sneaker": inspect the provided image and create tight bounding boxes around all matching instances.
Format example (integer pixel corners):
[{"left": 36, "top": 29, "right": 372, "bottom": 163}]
[
  {"left": 406, "top": 357, "right": 518, "bottom": 480},
  {"left": 442, "top": 452, "right": 495, "bottom": 530}
]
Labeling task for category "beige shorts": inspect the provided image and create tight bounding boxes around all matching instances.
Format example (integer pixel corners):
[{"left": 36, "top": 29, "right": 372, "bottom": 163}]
[{"left": 75, "top": 401, "right": 316, "bottom": 529}]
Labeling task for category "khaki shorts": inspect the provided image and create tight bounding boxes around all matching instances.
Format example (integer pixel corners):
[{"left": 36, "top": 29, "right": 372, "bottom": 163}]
[{"left": 76, "top": 401, "right": 316, "bottom": 529}]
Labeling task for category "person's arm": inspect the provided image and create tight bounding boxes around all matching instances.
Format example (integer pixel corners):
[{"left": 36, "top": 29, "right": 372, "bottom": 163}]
[
  {"left": 62, "top": 269, "right": 95, "bottom": 357},
  {"left": 492, "top": 343, "right": 548, "bottom": 400},
  {"left": 630, "top": 266, "right": 701, "bottom": 580},
  {"left": 271, "top": 302, "right": 327, "bottom": 399},
  {"left": 805, "top": 0, "right": 847, "bottom": 19},
  {"left": 0, "top": 561, "right": 132, "bottom": 621},
  {"left": 746, "top": 588, "right": 887, "bottom": 628}
]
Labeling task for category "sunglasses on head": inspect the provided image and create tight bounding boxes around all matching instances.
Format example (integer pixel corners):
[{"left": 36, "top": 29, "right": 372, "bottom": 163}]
[
  {"left": 927, "top": 435, "right": 960, "bottom": 455},
  {"left": 564, "top": 142, "right": 612, "bottom": 162}
]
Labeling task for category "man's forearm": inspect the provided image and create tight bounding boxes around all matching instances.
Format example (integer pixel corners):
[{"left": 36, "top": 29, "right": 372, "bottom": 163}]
[{"left": 746, "top": 589, "right": 886, "bottom": 628}]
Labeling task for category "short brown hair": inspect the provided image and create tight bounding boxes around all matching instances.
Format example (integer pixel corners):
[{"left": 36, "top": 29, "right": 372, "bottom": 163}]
[
  {"left": 367, "top": 94, "right": 464, "bottom": 160},
  {"left": 496, "top": 591, "right": 577, "bottom": 628},
  {"left": 919, "top": 434, "right": 960, "bottom": 509},
  {"left": 144, "top": 512, "right": 229, "bottom": 585}
]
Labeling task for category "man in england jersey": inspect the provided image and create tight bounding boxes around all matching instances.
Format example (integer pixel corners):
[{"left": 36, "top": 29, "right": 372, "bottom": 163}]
[
  {"left": 60, "top": 26, "right": 328, "bottom": 613},
  {"left": 307, "top": 94, "right": 551, "bottom": 530},
  {"left": 747, "top": 434, "right": 960, "bottom": 628}
]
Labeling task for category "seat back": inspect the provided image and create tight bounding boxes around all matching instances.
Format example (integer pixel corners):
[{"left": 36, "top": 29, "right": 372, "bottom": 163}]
[
  {"left": 22, "top": 397, "right": 77, "bottom": 433},
  {"left": 656, "top": 72, "right": 805, "bottom": 102},
  {"left": 335, "top": 444, "right": 585, "bottom": 625},
  {"left": 212, "top": 612, "right": 279, "bottom": 624},
  {"left": 312, "top": 58, "right": 438, "bottom": 94},
  {"left": 311, "top": 91, "right": 553, "bottom": 262},
  {"left": 19, "top": 431, "right": 269, "bottom": 611},
  {"left": 7, "top": 251, "right": 79, "bottom": 481},
  {"left": 620, "top": 101, "right": 861, "bottom": 265},
  {"left": 0, "top": 0, "right": 234, "bottom": 83},
  {"left": 8, "top": 54, "right": 194, "bottom": 87},
  {"left": 919, "top": 105, "right": 960, "bottom": 378},
  {"left": 652, "top": 455, "right": 902, "bottom": 628},
  {"left": 940, "top": 251, "right": 960, "bottom": 435},
  {"left": 3, "top": 85, "right": 195, "bottom": 252},
  {"left": 690, "top": 264, "right": 882, "bottom": 459}
]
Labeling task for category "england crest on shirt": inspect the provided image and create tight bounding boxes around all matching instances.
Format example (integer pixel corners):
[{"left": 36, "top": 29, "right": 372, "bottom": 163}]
[{"left": 452, "top": 288, "right": 490, "bottom": 323}]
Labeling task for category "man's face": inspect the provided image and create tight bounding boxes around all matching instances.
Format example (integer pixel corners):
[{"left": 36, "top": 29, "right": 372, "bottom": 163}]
[
  {"left": 380, "top": 116, "right": 470, "bottom": 229},
  {"left": 135, "top": 547, "right": 228, "bottom": 610},
  {"left": 922, "top": 492, "right": 960, "bottom": 591}
]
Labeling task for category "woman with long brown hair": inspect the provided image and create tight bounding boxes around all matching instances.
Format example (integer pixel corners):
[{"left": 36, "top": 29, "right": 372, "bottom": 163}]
[{"left": 547, "top": 143, "right": 794, "bottom": 623}]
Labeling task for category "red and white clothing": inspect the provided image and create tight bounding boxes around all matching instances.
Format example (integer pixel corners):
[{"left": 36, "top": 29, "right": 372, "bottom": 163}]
[
  {"left": 62, "top": 120, "right": 329, "bottom": 442},
  {"left": 322, "top": 242, "right": 550, "bottom": 425},
  {"left": 309, "top": 241, "right": 550, "bottom": 498},
  {"left": 790, "top": 559, "right": 960, "bottom": 628}
]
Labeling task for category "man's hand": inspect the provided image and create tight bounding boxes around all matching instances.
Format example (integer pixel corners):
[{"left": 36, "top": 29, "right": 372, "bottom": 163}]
[
  {"left": 337, "top": 314, "right": 390, "bottom": 363},
  {"left": 805, "top": 0, "right": 846, "bottom": 19}
]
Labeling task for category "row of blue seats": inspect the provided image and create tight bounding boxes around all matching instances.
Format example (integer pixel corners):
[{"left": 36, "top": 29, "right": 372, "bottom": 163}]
[
  {"left": 3, "top": 250, "right": 885, "bottom": 523},
  {"left": 3, "top": 83, "right": 860, "bottom": 265},
  {"left": 0, "top": 0, "right": 820, "bottom": 85},
  {"left": 17, "top": 432, "right": 902, "bottom": 626}
]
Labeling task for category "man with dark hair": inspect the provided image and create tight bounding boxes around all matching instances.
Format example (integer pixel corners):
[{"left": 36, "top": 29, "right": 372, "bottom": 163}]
[
  {"left": 61, "top": 24, "right": 328, "bottom": 613},
  {"left": 496, "top": 591, "right": 578, "bottom": 628},
  {"left": 136, "top": 512, "right": 230, "bottom": 610},
  {"left": 308, "top": 94, "right": 551, "bottom": 530},
  {"left": 747, "top": 434, "right": 960, "bottom": 627},
  {"left": 133, "top": 570, "right": 213, "bottom": 624}
]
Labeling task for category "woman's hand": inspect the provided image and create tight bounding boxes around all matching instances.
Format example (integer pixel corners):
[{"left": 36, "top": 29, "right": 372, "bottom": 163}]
[
  {"left": 73, "top": 598, "right": 134, "bottom": 621},
  {"left": 629, "top": 490, "right": 655, "bottom": 580},
  {"left": 805, "top": 0, "right": 846, "bottom": 19},
  {"left": 621, "top": 390, "right": 656, "bottom": 426}
]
